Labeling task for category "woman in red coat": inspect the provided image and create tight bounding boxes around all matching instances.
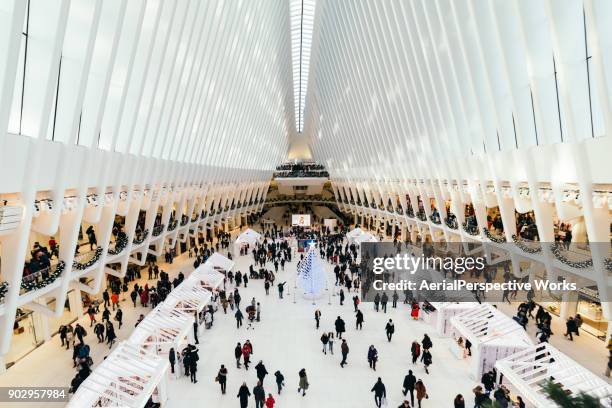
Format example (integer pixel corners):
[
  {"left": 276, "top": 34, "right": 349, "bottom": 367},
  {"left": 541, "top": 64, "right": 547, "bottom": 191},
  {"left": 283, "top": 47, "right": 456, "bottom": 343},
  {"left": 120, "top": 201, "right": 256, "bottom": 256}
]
[{"left": 411, "top": 302, "right": 420, "bottom": 320}]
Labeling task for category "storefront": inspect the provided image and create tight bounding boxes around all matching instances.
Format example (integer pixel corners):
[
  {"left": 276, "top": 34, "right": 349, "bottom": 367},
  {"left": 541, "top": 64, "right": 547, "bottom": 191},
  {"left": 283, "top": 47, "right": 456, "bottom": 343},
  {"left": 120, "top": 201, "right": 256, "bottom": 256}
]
[{"left": 576, "top": 287, "right": 608, "bottom": 340}]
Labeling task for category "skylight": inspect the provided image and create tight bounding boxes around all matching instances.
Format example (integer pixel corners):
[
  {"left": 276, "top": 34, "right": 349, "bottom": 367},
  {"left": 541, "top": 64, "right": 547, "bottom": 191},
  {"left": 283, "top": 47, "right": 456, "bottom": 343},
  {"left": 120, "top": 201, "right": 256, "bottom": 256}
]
[{"left": 290, "top": 0, "right": 315, "bottom": 133}]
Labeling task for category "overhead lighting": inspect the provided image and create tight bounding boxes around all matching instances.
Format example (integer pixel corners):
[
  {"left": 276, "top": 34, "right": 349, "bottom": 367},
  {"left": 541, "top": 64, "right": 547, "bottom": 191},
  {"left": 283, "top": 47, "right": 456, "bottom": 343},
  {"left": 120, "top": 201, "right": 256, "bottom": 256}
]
[{"left": 291, "top": 0, "right": 316, "bottom": 133}]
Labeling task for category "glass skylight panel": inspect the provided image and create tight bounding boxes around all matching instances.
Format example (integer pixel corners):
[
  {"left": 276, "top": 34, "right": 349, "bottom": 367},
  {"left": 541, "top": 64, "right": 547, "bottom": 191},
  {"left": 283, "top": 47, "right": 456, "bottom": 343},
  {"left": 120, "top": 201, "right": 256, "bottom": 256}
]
[{"left": 290, "top": 0, "right": 315, "bottom": 133}]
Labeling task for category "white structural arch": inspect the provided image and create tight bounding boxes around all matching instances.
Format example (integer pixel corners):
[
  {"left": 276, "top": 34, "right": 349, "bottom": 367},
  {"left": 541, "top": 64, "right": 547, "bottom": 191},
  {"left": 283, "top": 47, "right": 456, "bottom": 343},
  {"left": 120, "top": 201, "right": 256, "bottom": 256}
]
[
  {"left": 496, "top": 343, "right": 612, "bottom": 408},
  {"left": 450, "top": 303, "right": 533, "bottom": 379}
]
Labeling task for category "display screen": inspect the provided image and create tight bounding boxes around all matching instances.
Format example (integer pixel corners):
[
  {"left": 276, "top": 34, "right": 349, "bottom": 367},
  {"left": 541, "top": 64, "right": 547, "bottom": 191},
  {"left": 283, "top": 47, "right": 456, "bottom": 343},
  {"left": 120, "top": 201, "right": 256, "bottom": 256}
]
[{"left": 292, "top": 214, "right": 311, "bottom": 227}]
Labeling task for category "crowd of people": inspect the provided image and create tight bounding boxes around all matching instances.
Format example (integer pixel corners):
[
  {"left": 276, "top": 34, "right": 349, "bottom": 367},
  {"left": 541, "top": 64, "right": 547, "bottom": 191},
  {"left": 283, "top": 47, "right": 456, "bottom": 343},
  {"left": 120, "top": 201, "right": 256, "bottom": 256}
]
[{"left": 56, "top": 210, "right": 555, "bottom": 407}]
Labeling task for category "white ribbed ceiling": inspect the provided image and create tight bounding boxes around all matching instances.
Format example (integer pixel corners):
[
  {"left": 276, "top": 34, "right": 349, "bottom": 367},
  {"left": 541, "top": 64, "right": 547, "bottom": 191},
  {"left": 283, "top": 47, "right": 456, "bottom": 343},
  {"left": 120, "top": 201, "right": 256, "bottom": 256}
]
[
  {"left": 0, "top": 0, "right": 295, "bottom": 171},
  {"left": 304, "top": 0, "right": 612, "bottom": 181}
]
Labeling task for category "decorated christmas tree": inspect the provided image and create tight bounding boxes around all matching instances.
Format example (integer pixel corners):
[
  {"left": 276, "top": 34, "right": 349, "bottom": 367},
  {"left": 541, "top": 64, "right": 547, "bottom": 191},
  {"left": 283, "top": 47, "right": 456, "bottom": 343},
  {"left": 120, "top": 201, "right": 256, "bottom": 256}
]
[{"left": 297, "top": 243, "right": 326, "bottom": 296}]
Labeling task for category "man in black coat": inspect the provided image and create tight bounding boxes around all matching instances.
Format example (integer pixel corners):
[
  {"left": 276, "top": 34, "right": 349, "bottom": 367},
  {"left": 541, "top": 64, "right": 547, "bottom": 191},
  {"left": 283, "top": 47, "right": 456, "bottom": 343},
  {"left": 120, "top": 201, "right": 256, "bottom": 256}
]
[
  {"left": 255, "top": 361, "right": 268, "bottom": 384},
  {"left": 334, "top": 316, "right": 346, "bottom": 339},
  {"left": 402, "top": 369, "right": 416, "bottom": 406},
  {"left": 253, "top": 381, "right": 265, "bottom": 408},
  {"left": 235, "top": 343, "right": 243, "bottom": 368},
  {"left": 385, "top": 319, "right": 395, "bottom": 342},
  {"left": 237, "top": 382, "right": 251, "bottom": 408}
]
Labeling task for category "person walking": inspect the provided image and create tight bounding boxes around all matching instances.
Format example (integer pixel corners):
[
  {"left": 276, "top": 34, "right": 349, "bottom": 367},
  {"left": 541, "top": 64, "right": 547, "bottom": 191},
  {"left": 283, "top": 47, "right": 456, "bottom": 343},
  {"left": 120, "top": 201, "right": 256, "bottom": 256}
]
[
  {"left": 334, "top": 316, "right": 346, "bottom": 339},
  {"left": 321, "top": 332, "right": 329, "bottom": 354},
  {"left": 242, "top": 341, "right": 253, "bottom": 370},
  {"left": 87, "top": 306, "right": 97, "bottom": 327},
  {"left": 265, "top": 393, "right": 275, "bottom": 408},
  {"left": 328, "top": 332, "right": 335, "bottom": 355},
  {"left": 94, "top": 322, "right": 105, "bottom": 343},
  {"left": 411, "top": 341, "right": 421, "bottom": 364},
  {"left": 340, "top": 339, "right": 349, "bottom": 367},
  {"left": 169, "top": 348, "right": 176, "bottom": 375},
  {"left": 385, "top": 319, "right": 395, "bottom": 342},
  {"left": 236, "top": 308, "right": 244, "bottom": 329},
  {"left": 454, "top": 394, "right": 465, "bottom": 408},
  {"left": 402, "top": 369, "right": 416, "bottom": 406},
  {"left": 314, "top": 309, "right": 321, "bottom": 329},
  {"left": 356, "top": 309, "right": 364, "bottom": 330},
  {"left": 253, "top": 381, "right": 265, "bottom": 408},
  {"left": 367, "top": 345, "right": 379, "bottom": 371},
  {"left": 339, "top": 288, "right": 345, "bottom": 305},
  {"left": 277, "top": 281, "right": 286, "bottom": 298},
  {"left": 237, "top": 382, "right": 251, "bottom": 408},
  {"left": 255, "top": 361, "right": 268, "bottom": 384},
  {"left": 415, "top": 379, "right": 427, "bottom": 408},
  {"left": 217, "top": 364, "right": 228, "bottom": 394},
  {"left": 352, "top": 295, "right": 360, "bottom": 312},
  {"left": 297, "top": 368, "right": 309, "bottom": 396},
  {"left": 421, "top": 334, "right": 432, "bottom": 351},
  {"left": 374, "top": 293, "right": 380, "bottom": 312},
  {"left": 189, "top": 352, "right": 198, "bottom": 383},
  {"left": 381, "top": 293, "right": 388, "bottom": 313},
  {"left": 115, "top": 306, "right": 123, "bottom": 329},
  {"left": 274, "top": 370, "right": 284, "bottom": 394},
  {"left": 421, "top": 349, "right": 432, "bottom": 374},
  {"left": 371, "top": 377, "right": 386, "bottom": 408},
  {"left": 105, "top": 322, "right": 116, "bottom": 349},
  {"left": 235, "top": 342, "right": 243, "bottom": 368},
  {"left": 392, "top": 291, "right": 399, "bottom": 308}
]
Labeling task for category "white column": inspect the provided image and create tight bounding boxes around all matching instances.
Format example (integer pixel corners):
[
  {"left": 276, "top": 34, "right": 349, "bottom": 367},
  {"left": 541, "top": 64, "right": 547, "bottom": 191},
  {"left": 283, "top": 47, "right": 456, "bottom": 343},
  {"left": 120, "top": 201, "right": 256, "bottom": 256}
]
[{"left": 69, "top": 289, "right": 84, "bottom": 319}]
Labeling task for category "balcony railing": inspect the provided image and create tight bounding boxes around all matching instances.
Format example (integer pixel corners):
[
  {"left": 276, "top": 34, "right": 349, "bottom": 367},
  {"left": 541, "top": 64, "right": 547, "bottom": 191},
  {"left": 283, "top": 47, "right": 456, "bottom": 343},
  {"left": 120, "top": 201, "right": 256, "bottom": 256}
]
[
  {"left": 167, "top": 220, "right": 178, "bottom": 231},
  {"left": 133, "top": 229, "right": 149, "bottom": 245},
  {"left": 416, "top": 211, "right": 427, "bottom": 222},
  {"left": 0, "top": 282, "right": 9, "bottom": 303},
  {"left": 429, "top": 214, "right": 441, "bottom": 225},
  {"left": 462, "top": 222, "right": 479, "bottom": 236},
  {"left": 73, "top": 247, "right": 104, "bottom": 271},
  {"left": 108, "top": 234, "right": 128, "bottom": 255},
  {"left": 483, "top": 227, "right": 506, "bottom": 243},
  {"left": 20, "top": 261, "right": 66, "bottom": 294},
  {"left": 511, "top": 234, "right": 542, "bottom": 253},
  {"left": 444, "top": 216, "right": 458, "bottom": 230},
  {"left": 152, "top": 224, "right": 165, "bottom": 237}
]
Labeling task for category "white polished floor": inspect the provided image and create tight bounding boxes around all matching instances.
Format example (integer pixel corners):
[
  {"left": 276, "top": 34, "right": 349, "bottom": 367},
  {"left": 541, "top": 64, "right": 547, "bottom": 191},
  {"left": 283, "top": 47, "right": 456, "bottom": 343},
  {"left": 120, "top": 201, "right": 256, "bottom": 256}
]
[{"left": 165, "top": 251, "right": 477, "bottom": 408}]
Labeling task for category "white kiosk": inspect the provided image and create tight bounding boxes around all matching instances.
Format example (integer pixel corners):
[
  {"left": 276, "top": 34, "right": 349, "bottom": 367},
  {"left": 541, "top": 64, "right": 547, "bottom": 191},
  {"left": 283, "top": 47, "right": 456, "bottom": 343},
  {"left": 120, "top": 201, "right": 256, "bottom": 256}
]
[
  {"left": 234, "top": 228, "right": 262, "bottom": 255},
  {"left": 68, "top": 258, "right": 227, "bottom": 407},
  {"left": 423, "top": 302, "right": 479, "bottom": 337},
  {"left": 66, "top": 342, "right": 168, "bottom": 408},
  {"left": 496, "top": 343, "right": 612, "bottom": 408},
  {"left": 347, "top": 227, "right": 364, "bottom": 243},
  {"left": 450, "top": 303, "right": 533, "bottom": 379}
]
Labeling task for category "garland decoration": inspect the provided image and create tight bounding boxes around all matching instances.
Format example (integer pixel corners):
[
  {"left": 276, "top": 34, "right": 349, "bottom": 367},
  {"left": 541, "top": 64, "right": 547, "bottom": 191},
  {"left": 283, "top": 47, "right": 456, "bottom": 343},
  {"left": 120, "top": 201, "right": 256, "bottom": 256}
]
[
  {"left": 133, "top": 229, "right": 149, "bottom": 245},
  {"left": 73, "top": 247, "right": 104, "bottom": 270},
  {"left": 20, "top": 261, "right": 66, "bottom": 293},
  {"left": 152, "top": 224, "right": 166, "bottom": 237},
  {"left": 511, "top": 234, "right": 542, "bottom": 253},
  {"left": 462, "top": 222, "right": 479, "bottom": 236},
  {"left": 108, "top": 234, "right": 128, "bottom": 255},
  {"left": 483, "top": 227, "right": 506, "bottom": 243}
]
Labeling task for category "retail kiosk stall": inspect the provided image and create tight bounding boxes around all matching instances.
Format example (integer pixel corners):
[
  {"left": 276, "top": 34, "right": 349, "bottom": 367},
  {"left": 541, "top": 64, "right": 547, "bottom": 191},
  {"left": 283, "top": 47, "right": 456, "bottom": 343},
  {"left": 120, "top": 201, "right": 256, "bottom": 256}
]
[
  {"left": 423, "top": 302, "right": 479, "bottom": 337},
  {"left": 496, "top": 343, "right": 612, "bottom": 408},
  {"left": 450, "top": 303, "right": 533, "bottom": 379},
  {"left": 234, "top": 228, "right": 262, "bottom": 255},
  {"left": 68, "top": 257, "right": 227, "bottom": 407},
  {"left": 67, "top": 342, "right": 168, "bottom": 408},
  {"left": 347, "top": 227, "right": 364, "bottom": 242}
]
